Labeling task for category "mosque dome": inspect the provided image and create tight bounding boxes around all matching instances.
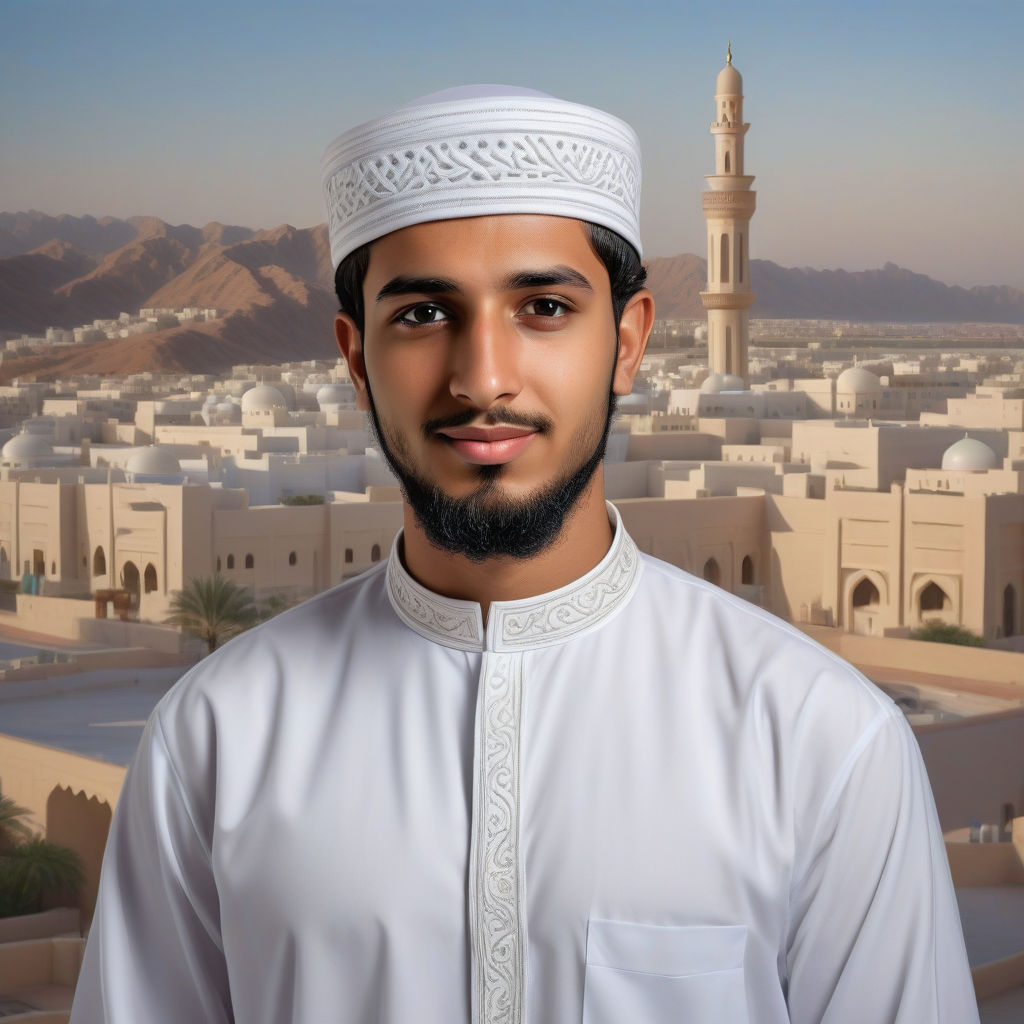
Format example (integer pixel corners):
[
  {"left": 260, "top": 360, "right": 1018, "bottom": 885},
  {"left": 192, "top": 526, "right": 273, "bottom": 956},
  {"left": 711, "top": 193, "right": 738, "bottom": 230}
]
[
  {"left": 716, "top": 63, "right": 742, "bottom": 95},
  {"left": 700, "top": 372, "right": 745, "bottom": 394},
  {"left": 941, "top": 436, "right": 998, "bottom": 472},
  {"left": 241, "top": 384, "right": 287, "bottom": 412},
  {"left": 2, "top": 433, "right": 54, "bottom": 460},
  {"left": 316, "top": 383, "right": 350, "bottom": 409},
  {"left": 126, "top": 445, "right": 182, "bottom": 476},
  {"left": 836, "top": 367, "right": 883, "bottom": 396}
]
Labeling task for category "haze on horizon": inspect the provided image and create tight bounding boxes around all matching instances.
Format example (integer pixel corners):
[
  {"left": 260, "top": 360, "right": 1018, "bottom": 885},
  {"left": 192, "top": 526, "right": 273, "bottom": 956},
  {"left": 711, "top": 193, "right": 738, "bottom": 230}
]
[{"left": 2, "top": 0, "right": 1022, "bottom": 292}]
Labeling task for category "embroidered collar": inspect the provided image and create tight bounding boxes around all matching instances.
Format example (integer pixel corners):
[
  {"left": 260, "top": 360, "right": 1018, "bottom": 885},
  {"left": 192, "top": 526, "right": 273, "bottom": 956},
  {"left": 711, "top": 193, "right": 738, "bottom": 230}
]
[{"left": 385, "top": 502, "right": 641, "bottom": 653}]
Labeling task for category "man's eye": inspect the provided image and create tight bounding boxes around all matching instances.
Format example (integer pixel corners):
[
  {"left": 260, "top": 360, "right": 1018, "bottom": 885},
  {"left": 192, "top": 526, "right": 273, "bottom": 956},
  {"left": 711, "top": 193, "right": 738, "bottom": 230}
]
[
  {"left": 521, "top": 298, "right": 568, "bottom": 317},
  {"left": 396, "top": 304, "right": 448, "bottom": 326}
]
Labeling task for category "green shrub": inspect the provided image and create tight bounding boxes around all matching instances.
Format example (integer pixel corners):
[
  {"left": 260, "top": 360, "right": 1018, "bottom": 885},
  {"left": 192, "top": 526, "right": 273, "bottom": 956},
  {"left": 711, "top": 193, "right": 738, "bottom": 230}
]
[{"left": 911, "top": 621, "right": 985, "bottom": 647}]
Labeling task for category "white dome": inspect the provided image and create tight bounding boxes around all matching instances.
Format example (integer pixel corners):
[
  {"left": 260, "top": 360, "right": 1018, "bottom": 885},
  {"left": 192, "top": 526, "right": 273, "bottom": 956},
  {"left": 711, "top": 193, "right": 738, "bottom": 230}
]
[
  {"left": 316, "top": 384, "right": 350, "bottom": 408},
  {"left": 836, "top": 367, "right": 883, "bottom": 396},
  {"left": 700, "top": 372, "right": 745, "bottom": 394},
  {"left": 941, "top": 437, "right": 998, "bottom": 472},
  {"left": 126, "top": 445, "right": 182, "bottom": 475},
  {"left": 241, "top": 384, "right": 287, "bottom": 412},
  {"left": 2, "top": 433, "right": 54, "bottom": 459}
]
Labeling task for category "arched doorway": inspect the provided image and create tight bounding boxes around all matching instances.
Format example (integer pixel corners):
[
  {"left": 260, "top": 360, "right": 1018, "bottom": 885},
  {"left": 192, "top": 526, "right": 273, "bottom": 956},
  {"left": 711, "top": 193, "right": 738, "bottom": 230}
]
[
  {"left": 919, "top": 582, "right": 949, "bottom": 615},
  {"left": 144, "top": 563, "right": 158, "bottom": 593},
  {"left": 850, "top": 575, "right": 881, "bottom": 636},
  {"left": 93, "top": 546, "right": 106, "bottom": 576},
  {"left": 121, "top": 561, "right": 140, "bottom": 604},
  {"left": 741, "top": 555, "right": 755, "bottom": 585},
  {"left": 703, "top": 557, "right": 721, "bottom": 586}
]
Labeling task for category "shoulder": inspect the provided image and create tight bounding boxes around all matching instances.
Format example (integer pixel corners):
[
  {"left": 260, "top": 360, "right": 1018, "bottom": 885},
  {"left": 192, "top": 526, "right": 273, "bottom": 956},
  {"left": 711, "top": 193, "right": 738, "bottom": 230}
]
[{"left": 633, "top": 547, "right": 900, "bottom": 744}]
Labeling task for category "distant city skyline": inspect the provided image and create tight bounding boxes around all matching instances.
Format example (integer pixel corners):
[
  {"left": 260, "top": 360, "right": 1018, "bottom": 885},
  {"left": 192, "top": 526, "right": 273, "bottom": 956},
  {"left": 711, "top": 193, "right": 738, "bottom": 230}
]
[{"left": 2, "top": 0, "right": 1022, "bottom": 290}]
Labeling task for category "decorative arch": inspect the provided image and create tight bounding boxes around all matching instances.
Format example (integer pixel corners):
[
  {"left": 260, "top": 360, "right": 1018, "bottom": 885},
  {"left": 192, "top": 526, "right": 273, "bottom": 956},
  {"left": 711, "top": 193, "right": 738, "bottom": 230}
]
[
  {"left": 919, "top": 582, "right": 948, "bottom": 613},
  {"left": 93, "top": 546, "right": 106, "bottom": 576},
  {"left": 738, "top": 234, "right": 744, "bottom": 284},
  {"left": 909, "top": 573, "right": 960, "bottom": 628},
  {"left": 842, "top": 569, "right": 888, "bottom": 636},
  {"left": 720, "top": 234, "right": 730, "bottom": 284},
  {"left": 144, "top": 563, "right": 158, "bottom": 593},
  {"left": 703, "top": 557, "right": 721, "bottom": 586},
  {"left": 724, "top": 151, "right": 731, "bottom": 173}
]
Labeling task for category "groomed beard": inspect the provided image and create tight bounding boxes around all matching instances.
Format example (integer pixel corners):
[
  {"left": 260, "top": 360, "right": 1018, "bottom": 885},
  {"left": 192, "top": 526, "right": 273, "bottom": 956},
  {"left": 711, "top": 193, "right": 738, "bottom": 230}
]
[{"left": 364, "top": 382, "right": 618, "bottom": 562}]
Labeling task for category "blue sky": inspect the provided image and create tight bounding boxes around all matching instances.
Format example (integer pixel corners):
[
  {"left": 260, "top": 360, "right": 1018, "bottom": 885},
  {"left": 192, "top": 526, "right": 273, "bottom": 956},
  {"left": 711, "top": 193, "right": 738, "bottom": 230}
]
[{"left": 2, "top": 0, "right": 1022, "bottom": 289}]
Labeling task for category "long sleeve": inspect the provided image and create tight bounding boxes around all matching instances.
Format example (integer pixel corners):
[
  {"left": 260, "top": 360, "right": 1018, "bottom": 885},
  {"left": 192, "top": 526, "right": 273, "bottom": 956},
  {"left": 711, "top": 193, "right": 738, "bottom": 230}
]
[
  {"left": 70, "top": 709, "right": 233, "bottom": 1023},
  {"left": 784, "top": 709, "right": 978, "bottom": 1024}
]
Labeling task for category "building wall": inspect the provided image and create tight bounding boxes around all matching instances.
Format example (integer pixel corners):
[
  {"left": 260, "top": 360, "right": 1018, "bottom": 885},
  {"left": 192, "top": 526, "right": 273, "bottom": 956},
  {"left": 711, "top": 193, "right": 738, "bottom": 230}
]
[{"left": 0, "top": 734, "right": 124, "bottom": 921}]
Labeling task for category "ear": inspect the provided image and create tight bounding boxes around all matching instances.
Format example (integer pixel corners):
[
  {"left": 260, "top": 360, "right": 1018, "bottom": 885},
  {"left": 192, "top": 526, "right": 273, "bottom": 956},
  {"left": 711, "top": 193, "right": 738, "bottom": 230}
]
[
  {"left": 612, "top": 289, "right": 655, "bottom": 396},
  {"left": 334, "top": 313, "right": 371, "bottom": 412}
]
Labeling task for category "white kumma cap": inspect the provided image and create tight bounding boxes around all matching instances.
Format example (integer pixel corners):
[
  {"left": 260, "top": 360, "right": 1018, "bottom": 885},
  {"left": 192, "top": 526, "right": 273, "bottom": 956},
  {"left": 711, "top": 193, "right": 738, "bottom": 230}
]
[{"left": 321, "top": 84, "right": 642, "bottom": 271}]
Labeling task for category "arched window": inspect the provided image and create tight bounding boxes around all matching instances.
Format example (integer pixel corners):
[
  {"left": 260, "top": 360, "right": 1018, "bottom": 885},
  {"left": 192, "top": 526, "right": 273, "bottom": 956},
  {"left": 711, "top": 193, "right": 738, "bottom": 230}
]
[
  {"left": 93, "top": 546, "right": 106, "bottom": 576},
  {"left": 344, "top": 548, "right": 353, "bottom": 564},
  {"left": 720, "top": 234, "right": 730, "bottom": 284},
  {"left": 852, "top": 578, "right": 879, "bottom": 607},
  {"left": 1004, "top": 584, "right": 1017, "bottom": 638},
  {"left": 738, "top": 233, "right": 744, "bottom": 283},
  {"left": 216, "top": 556, "right": 222, "bottom": 572},
  {"left": 371, "top": 544, "right": 382, "bottom": 562},
  {"left": 703, "top": 558, "right": 721, "bottom": 586},
  {"left": 0, "top": 546, "right": 7, "bottom": 564},
  {"left": 227, "top": 554, "right": 235, "bottom": 570},
  {"left": 144, "top": 563, "right": 158, "bottom": 593},
  {"left": 51, "top": 561, "right": 56, "bottom": 576},
  {"left": 741, "top": 555, "right": 754, "bottom": 585},
  {"left": 288, "top": 551, "right": 297, "bottom": 566},
  {"left": 920, "top": 582, "right": 948, "bottom": 612},
  {"left": 245, "top": 553, "right": 254, "bottom": 569},
  {"left": 709, "top": 235, "right": 715, "bottom": 282},
  {"left": 724, "top": 151, "right": 731, "bottom": 173}
]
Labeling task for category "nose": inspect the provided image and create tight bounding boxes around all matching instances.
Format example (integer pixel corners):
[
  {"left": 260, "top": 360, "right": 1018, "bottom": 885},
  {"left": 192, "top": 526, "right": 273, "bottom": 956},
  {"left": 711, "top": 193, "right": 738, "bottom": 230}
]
[{"left": 448, "top": 306, "right": 522, "bottom": 409}]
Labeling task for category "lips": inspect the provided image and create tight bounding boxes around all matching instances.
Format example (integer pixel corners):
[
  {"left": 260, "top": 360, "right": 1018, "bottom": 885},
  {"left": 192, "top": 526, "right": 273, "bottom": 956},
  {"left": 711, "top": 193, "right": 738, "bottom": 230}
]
[{"left": 436, "top": 425, "right": 537, "bottom": 465}]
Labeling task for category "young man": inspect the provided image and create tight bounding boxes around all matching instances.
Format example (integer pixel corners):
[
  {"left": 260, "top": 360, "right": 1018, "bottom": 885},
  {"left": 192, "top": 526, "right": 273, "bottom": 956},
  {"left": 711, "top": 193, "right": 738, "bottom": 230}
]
[{"left": 72, "top": 86, "right": 978, "bottom": 1023}]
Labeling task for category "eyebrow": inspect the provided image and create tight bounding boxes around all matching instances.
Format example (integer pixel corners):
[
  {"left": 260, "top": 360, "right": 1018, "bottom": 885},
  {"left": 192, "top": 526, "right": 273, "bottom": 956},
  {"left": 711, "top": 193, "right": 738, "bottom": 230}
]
[{"left": 374, "top": 265, "right": 594, "bottom": 303}]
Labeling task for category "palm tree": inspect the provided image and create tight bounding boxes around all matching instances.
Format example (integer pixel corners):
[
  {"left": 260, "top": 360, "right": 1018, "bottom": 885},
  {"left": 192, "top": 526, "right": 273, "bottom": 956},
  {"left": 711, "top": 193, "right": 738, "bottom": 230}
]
[
  {"left": 0, "top": 791, "right": 33, "bottom": 851},
  {"left": 165, "top": 574, "right": 260, "bottom": 654},
  {"left": 0, "top": 837, "right": 84, "bottom": 918}
]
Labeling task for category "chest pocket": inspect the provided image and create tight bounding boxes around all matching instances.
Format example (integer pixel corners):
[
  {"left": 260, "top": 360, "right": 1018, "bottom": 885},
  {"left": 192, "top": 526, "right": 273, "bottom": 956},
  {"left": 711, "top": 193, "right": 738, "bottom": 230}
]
[{"left": 583, "top": 919, "right": 749, "bottom": 1024}]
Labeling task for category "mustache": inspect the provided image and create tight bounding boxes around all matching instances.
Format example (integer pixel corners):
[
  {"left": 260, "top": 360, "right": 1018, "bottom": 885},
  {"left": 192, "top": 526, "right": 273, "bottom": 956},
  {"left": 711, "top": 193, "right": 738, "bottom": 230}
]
[{"left": 422, "top": 405, "right": 553, "bottom": 438}]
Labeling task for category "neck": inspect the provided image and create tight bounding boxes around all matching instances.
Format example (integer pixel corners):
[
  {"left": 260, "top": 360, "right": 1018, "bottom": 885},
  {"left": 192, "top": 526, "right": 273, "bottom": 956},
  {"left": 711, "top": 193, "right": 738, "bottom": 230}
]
[{"left": 400, "top": 471, "right": 613, "bottom": 621}]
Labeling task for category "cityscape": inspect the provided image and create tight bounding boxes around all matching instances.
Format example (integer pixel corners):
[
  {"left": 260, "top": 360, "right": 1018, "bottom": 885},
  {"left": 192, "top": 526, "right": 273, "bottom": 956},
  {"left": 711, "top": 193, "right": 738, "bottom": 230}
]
[{"left": 1, "top": 13, "right": 1023, "bottom": 1022}]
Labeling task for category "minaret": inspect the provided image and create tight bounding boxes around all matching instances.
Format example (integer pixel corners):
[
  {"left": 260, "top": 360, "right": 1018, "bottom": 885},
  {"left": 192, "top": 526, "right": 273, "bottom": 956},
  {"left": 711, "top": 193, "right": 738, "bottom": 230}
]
[{"left": 701, "top": 43, "right": 756, "bottom": 382}]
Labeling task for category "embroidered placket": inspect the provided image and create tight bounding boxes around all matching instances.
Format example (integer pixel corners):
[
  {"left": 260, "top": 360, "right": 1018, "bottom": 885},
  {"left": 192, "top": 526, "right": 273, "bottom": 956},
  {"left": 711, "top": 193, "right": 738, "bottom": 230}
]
[{"left": 469, "top": 651, "right": 526, "bottom": 1024}]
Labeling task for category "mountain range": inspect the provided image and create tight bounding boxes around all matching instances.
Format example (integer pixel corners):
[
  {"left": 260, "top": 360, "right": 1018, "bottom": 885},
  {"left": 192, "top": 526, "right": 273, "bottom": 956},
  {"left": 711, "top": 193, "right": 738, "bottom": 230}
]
[{"left": 1, "top": 211, "right": 1021, "bottom": 381}]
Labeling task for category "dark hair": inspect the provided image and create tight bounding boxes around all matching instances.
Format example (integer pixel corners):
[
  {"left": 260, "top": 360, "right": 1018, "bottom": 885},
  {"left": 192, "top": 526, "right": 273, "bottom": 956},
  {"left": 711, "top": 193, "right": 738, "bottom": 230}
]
[{"left": 334, "top": 221, "right": 646, "bottom": 336}]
